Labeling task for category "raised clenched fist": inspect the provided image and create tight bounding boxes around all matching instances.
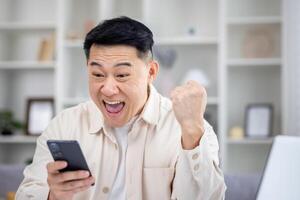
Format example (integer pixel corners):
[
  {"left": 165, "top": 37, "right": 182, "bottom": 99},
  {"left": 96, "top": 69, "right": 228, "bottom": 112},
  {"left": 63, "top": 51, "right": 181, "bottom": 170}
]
[{"left": 170, "top": 80, "right": 207, "bottom": 149}]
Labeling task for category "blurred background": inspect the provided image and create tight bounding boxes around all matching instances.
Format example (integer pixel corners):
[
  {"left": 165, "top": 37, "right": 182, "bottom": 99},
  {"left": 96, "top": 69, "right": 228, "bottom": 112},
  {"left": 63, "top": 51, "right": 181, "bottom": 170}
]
[{"left": 0, "top": 0, "right": 299, "bottom": 199}]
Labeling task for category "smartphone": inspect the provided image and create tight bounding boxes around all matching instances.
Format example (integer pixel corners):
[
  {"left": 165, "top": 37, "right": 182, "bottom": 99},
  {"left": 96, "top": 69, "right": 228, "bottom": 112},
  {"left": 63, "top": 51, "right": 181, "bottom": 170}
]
[{"left": 47, "top": 140, "right": 92, "bottom": 176}]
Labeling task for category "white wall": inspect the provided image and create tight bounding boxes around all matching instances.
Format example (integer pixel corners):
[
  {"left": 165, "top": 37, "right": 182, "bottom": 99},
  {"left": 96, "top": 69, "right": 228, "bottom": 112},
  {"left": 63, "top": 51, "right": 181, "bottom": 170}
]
[{"left": 283, "top": 0, "right": 300, "bottom": 135}]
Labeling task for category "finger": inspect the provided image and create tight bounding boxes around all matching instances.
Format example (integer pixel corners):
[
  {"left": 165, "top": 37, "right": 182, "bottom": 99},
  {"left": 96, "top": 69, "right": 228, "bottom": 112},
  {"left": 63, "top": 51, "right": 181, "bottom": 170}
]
[
  {"left": 71, "top": 184, "right": 92, "bottom": 194},
  {"left": 59, "top": 176, "right": 95, "bottom": 191},
  {"left": 47, "top": 161, "right": 67, "bottom": 174},
  {"left": 186, "top": 80, "right": 194, "bottom": 86},
  {"left": 186, "top": 80, "right": 198, "bottom": 86},
  {"left": 56, "top": 170, "right": 91, "bottom": 183},
  {"left": 170, "top": 86, "right": 182, "bottom": 98}
]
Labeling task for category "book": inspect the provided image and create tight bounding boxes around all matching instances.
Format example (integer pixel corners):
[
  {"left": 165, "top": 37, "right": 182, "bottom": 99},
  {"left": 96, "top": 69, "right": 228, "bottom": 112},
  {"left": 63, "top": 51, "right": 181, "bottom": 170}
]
[{"left": 37, "top": 34, "right": 55, "bottom": 61}]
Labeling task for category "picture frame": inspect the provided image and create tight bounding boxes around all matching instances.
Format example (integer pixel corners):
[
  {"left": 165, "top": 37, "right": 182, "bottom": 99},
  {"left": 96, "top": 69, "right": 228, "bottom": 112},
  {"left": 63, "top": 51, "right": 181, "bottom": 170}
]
[
  {"left": 25, "top": 98, "right": 55, "bottom": 136},
  {"left": 245, "top": 103, "right": 273, "bottom": 138}
]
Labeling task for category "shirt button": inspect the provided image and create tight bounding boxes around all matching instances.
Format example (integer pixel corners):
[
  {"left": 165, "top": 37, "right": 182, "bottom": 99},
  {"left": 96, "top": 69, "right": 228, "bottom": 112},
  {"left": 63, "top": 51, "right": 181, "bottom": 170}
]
[
  {"left": 194, "top": 164, "right": 200, "bottom": 171},
  {"left": 102, "top": 187, "right": 110, "bottom": 194},
  {"left": 192, "top": 153, "right": 199, "bottom": 160}
]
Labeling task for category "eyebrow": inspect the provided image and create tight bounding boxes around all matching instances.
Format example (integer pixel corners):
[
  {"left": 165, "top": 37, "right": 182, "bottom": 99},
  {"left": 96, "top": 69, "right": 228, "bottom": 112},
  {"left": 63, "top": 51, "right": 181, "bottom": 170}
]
[{"left": 89, "top": 61, "right": 132, "bottom": 68}]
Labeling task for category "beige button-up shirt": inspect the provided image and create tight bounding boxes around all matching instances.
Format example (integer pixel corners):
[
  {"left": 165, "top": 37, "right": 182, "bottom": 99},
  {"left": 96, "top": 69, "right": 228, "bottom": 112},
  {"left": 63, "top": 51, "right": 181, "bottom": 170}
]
[{"left": 16, "top": 86, "right": 226, "bottom": 200}]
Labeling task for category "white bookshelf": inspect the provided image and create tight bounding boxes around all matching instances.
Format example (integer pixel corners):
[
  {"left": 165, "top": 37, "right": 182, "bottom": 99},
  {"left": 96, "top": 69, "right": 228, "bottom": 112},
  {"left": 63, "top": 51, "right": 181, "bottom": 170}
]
[
  {"left": 0, "top": 0, "right": 58, "bottom": 164},
  {"left": 0, "top": 61, "right": 55, "bottom": 69},
  {"left": 0, "top": 0, "right": 286, "bottom": 175},
  {"left": 64, "top": 40, "right": 83, "bottom": 48},
  {"left": 227, "top": 58, "right": 281, "bottom": 67},
  {"left": 223, "top": 0, "right": 283, "bottom": 173},
  {"left": 0, "top": 135, "right": 37, "bottom": 144},
  {"left": 227, "top": 16, "right": 281, "bottom": 25},
  {"left": 155, "top": 36, "right": 218, "bottom": 46},
  {"left": 0, "top": 22, "right": 56, "bottom": 31}
]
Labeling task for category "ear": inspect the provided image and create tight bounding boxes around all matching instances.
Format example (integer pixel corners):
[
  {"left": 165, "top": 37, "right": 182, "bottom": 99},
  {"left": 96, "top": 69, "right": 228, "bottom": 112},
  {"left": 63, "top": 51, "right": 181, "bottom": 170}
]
[{"left": 147, "top": 60, "right": 159, "bottom": 84}]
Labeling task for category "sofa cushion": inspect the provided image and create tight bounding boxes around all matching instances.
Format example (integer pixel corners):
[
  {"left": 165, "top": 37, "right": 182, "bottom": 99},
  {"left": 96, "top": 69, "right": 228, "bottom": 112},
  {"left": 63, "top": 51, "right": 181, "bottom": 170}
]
[
  {"left": 0, "top": 164, "right": 25, "bottom": 198},
  {"left": 225, "top": 173, "right": 261, "bottom": 200}
]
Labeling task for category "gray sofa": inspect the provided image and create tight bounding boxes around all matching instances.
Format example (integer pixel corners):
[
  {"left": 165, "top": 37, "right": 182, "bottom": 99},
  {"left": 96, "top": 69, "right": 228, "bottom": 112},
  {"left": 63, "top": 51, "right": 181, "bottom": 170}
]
[
  {"left": 0, "top": 164, "right": 25, "bottom": 198},
  {"left": 0, "top": 164, "right": 261, "bottom": 200},
  {"left": 225, "top": 173, "right": 261, "bottom": 200}
]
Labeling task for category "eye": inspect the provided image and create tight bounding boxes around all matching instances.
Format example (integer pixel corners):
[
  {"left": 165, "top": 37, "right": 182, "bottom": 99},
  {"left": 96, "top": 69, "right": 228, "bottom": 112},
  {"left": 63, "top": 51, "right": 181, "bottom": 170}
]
[
  {"left": 93, "top": 73, "right": 104, "bottom": 78},
  {"left": 116, "top": 74, "right": 130, "bottom": 78}
]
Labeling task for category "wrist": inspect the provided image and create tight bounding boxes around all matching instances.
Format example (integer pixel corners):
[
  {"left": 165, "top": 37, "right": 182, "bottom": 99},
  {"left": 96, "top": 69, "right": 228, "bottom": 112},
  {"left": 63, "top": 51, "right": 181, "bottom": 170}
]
[
  {"left": 180, "top": 120, "right": 204, "bottom": 136},
  {"left": 182, "top": 135, "right": 201, "bottom": 150},
  {"left": 181, "top": 123, "right": 204, "bottom": 150}
]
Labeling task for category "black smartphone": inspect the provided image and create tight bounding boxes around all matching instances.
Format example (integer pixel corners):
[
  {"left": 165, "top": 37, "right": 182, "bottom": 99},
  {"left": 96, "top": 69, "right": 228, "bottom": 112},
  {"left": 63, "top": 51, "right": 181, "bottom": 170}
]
[{"left": 47, "top": 140, "right": 92, "bottom": 176}]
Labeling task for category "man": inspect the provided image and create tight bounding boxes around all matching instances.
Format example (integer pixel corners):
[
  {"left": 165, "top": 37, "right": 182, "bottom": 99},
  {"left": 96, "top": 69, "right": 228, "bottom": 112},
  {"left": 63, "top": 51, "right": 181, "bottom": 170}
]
[{"left": 16, "top": 16, "right": 226, "bottom": 200}]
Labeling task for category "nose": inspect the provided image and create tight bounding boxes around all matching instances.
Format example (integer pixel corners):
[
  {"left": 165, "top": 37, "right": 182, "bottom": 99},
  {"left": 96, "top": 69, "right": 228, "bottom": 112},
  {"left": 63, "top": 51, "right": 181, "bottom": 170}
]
[{"left": 100, "top": 76, "right": 119, "bottom": 97}]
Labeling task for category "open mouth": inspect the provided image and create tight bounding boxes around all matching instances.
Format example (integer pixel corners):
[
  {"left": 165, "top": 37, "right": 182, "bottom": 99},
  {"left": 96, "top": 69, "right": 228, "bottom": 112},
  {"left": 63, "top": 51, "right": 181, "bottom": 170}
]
[{"left": 103, "top": 100, "right": 125, "bottom": 114}]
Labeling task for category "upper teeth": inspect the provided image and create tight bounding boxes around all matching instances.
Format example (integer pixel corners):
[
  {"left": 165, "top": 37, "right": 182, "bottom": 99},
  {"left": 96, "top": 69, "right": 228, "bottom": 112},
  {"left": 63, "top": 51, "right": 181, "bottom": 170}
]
[{"left": 104, "top": 100, "right": 122, "bottom": 105}]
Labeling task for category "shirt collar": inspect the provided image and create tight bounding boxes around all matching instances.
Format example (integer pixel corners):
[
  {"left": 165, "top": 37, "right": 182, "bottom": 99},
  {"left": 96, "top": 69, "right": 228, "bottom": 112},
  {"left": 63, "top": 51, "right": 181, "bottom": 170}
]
[
  {"left": 87, "top": 100, "right": 104, "bottom": 134},
  {"left": 87, "top": 84, "right": 160, "bottom": 134},
  {"left": 140, "top": 84, "right": 160, "bottom": 125}
]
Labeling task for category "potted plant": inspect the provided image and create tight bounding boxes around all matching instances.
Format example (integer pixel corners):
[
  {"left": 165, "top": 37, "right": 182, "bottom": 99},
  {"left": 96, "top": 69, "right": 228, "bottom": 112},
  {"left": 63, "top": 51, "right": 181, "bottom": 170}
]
[{"left": 0, "top": 111, "right": 23, "bottom": 135}]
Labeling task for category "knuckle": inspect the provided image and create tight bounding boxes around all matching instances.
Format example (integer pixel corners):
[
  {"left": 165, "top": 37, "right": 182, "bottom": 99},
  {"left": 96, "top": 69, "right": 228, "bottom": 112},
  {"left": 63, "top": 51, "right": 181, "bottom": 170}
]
[
  {"left": 86, "top": 178, "right": 93, "bottom": 185},
  {"left": 82, "top": 180, "right": 89, "bottom": 187},
  {"left": 77, "top": 171, "right": 86, "bottom": 178},
  {"left": 196, "top": 86, "right": 206, "bottom": 95},
  {"left": 60, "top": 173, "right": 68, "bottom": 181},
  {"left": 187, "top": 80, "right": 197, "bottom": 86},
  {"left": 191, "top": 91, "right": 199, "bottom": 98},
  {"left": 68, "top": 181, "right": 76, "bottom": 188},
  {"left": 80, "top": 185, "right": 90, "bottom": 192}
]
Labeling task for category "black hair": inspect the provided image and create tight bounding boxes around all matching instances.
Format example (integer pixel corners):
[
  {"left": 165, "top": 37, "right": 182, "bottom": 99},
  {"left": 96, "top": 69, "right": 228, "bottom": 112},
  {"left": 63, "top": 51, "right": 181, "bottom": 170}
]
[{"left": 83, "top": 16, "right": 154, "bottom": 60}]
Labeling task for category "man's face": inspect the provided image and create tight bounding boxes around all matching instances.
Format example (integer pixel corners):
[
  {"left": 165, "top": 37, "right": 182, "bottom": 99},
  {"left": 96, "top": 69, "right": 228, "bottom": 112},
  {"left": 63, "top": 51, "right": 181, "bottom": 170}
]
[{"left": 87, "top": 44, "right": 158, "bottom": 127}]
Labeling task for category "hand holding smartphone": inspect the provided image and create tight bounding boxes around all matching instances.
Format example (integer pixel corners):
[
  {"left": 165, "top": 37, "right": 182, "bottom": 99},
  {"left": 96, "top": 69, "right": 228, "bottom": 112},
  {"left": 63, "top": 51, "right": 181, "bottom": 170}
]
[
  {"left": 46, "top": 140, "right": 95, "bottom": 199},
  {"left": 47, "top": 140, "right": 93, "bottom": 175}
]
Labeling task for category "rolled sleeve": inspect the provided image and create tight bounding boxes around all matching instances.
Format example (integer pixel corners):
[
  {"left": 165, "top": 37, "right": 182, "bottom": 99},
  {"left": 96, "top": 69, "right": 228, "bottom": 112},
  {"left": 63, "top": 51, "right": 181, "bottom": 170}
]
[{"left": 171, "top": 122, "right": 226, "bottom": 200}]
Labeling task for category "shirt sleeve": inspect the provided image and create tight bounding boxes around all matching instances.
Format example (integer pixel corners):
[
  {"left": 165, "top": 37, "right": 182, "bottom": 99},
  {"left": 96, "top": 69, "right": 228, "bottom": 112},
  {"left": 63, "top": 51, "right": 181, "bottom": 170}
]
[
  {"left": 16, "top": 117, "right": 61, "bottom": 200},
  {"left": 171, "top": 121, "right": 227, "bottom": 200}
]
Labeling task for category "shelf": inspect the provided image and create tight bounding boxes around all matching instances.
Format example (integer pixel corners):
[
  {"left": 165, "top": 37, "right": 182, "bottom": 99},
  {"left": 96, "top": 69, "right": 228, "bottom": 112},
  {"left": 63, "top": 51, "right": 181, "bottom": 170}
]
[
  {"left": 0, "top": 135, "right": 38, "bottom": 144},
  {"left": 0, "top": 22, "right": 56, "bottom": 31},
  {"left": 0, "top": 61, "right": 55, "bottom": 70},
  {"left": 64, "top": 39, "right": 84, "bottom": 48},
  {"left": 155, "top": 36, "right": 218, "bottom": 45},
  {"left": 227, "top": 58, "right": 281, "bottom": 67},
  {"left": 227, "top": 16, "right": 281, "bottom": 25},
  {"left": 227, "top": 138, "right": 273, "bottom": 145}
]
